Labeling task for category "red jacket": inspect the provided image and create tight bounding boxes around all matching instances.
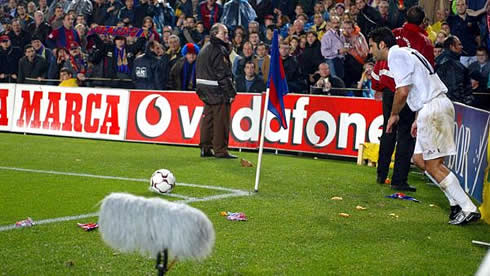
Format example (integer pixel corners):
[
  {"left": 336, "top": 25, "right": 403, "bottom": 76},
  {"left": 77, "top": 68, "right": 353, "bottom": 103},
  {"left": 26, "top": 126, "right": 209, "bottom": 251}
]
[
  {"left": 372, "top": 60, "right": 396, "bottom": 92},
  {"left": 392, "top": 23, "right": 434, "bottom": 66}
]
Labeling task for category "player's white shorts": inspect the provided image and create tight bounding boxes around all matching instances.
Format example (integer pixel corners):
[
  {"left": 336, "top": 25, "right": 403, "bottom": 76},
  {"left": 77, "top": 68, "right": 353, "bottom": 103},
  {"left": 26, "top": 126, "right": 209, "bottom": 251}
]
[{"left": 413, "top": 94, "right": 456, "bottom": 160}]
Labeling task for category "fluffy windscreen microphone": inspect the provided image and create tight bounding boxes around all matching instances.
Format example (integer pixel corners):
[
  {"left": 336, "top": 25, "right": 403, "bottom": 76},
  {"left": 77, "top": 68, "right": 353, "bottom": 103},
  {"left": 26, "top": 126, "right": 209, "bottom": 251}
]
[{"left": 98, "top": 193, "right": 215, "bottom": 260}]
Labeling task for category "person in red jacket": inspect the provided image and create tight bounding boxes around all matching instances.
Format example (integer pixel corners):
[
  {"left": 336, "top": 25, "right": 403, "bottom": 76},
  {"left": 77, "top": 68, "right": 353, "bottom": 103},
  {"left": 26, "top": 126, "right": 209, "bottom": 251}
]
[{"left": 373, "top": 7, "right": 434, "bottom": 193}]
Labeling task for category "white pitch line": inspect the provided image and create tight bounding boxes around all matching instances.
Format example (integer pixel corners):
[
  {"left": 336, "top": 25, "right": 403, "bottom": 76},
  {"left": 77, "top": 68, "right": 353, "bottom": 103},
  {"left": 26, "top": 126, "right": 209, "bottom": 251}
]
[{"left": 0, "top": 166, "right": 252, "bottom": 232}]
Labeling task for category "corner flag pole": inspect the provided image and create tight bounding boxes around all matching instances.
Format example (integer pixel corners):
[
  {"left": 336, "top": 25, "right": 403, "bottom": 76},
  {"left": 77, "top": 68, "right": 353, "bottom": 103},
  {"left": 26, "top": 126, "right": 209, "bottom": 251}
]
[{"left": 254, "top": 88, "right": 270, "bottom": 193}]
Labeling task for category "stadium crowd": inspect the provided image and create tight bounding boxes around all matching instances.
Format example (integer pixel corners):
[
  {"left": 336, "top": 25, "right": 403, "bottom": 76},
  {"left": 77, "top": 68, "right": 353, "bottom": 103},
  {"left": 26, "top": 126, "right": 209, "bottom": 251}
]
[{"left": 0, "top": 0, "right": 489, "bottom": 110}]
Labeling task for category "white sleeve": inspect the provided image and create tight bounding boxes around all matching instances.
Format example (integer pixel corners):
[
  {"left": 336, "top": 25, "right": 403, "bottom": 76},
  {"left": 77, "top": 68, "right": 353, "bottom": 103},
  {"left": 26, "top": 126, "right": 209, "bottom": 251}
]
[{"left": 388, "top": 49, "right": 414, "bottom": 88}]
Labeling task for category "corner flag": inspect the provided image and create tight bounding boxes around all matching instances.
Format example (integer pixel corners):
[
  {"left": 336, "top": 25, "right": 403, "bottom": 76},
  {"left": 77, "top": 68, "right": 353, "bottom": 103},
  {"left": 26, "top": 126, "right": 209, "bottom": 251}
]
[{"left": 267, "top": 30, "right": 288, "bottom": 129}]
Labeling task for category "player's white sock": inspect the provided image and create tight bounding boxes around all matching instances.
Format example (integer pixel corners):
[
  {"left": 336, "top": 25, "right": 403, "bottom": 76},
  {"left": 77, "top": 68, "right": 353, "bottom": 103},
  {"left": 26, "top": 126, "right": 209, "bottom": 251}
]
[
  {"left": 425, "top": 171, "right": 457, "bottom": 206},
  {"left": 440, "top": 172, "right": 477, "bottom": 213}
]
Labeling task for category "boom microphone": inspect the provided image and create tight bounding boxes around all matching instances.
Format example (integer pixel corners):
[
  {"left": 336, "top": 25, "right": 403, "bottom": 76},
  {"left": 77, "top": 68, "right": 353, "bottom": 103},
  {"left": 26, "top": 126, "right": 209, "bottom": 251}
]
[{"left": 98, "top": 193, "right": 215, "bottom": 261}]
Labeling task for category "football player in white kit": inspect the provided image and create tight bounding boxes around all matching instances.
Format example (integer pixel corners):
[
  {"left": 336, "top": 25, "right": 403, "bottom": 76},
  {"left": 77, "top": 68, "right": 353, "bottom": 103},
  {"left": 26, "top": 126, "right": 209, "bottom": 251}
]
[{"left": 367, "top": 27, "right": 480, "bottom": 225}]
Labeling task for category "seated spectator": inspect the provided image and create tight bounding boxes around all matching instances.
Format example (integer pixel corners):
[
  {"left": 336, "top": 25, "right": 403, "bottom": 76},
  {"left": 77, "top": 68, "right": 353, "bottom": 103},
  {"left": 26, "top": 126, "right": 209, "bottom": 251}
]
[
  {"left": 235, "top": 61, "right": 266, "bottom": 93},
  {"left": 310, "top": 62, "right": 346, "bottom": 96},
  {"left": 435, "top": 30, "right": 449, "bottom": 45},
  {"left": 468, "top": 47, "right": 490, "bottom": 92},
  {"left": 252, "top": 42, "right": 270, "bottom": 83},
  {"left": 288, "top": 35, "right": 302, "bottom": 57},
  {"left": 279, "top": 41, "right": 306, "bottom": 93},
  {"left": 168, "top": 43, "right": 199, "bottom": 90},
  {"left": 0, "top": 35, "right": 23, "bottom": 83},
  {"left": 26, "top": 11, "right": 52, "bottom": 46},
  {"left": 231, "top": 31, "right": 244, "bottom": 54},
  {"left": 18, "top": 44, "right": 49, "bottom": 84},
  {"left": 133, "top": 40, "right": 167, "bottom": 90},
  {"left": 196, "top": 0, "right": 223, "bottom": 31},
  {"left": 248, "top": 32, "right": 260, "bottom": 50},
  {"left": 58, "top": 67, "right": 78, "bottom": 86},
  {"left": 8, "top": 19, "right": 32, "bottom": 50},
  {"left": 195, "top": 21, "right": 207, "bottom": 46},
  {"left": 357, "top": 61, "right": 375, "bottom": 98},
  {"left": 47, "top": 14, "right": 80, "bottom": 50},
  {"left": 435, "top": 35, "right": 475, "bottom": 105},
  {"left": 233, "top": 41, "right": 254, "bottom": 79}
]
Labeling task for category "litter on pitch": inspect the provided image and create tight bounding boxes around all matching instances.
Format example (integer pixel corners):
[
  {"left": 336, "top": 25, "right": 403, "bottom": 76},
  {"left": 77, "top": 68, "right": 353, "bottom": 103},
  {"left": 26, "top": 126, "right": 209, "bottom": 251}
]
[
  {"left": 15, "top": 217, "right": 34, "bottom": 228},
  {"left": 220, "top": 212, "right": 248, "bottom": 221},
  {"left": 385, "top": 193, "right": 420, "bottom": 203},
  {"left": 77, "top": 223, "right": 99, "bottom": 231}
]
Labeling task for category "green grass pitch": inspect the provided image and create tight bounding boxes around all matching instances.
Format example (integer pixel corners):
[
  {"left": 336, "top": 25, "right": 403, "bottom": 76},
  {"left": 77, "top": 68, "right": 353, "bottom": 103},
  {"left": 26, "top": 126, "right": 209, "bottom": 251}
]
[{"left": 0, "top": 132, "right": 489, "bottom": 275}]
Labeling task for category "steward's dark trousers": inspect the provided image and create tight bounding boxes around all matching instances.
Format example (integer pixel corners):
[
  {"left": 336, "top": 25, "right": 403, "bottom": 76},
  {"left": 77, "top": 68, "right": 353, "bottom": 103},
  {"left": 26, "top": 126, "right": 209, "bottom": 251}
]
[
  {"left": 377, "top": 89, "right": 416, "bottom": 185},
  {"left": 199, "top": 102, "right": 231, "bottom": 155}
]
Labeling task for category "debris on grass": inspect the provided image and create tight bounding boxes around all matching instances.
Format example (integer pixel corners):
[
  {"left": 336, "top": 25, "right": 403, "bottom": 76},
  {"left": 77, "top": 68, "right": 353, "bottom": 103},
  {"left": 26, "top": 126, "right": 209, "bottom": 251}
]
[
  {"left": 65, "top": 260, "right": 75, "bottom": 267},
  {"left": 240, "top": 158, "right": 253, "bottom": 167},
  {"left": 385, "top": 178, "right": 391, "bottom": 184},
  {"left": 355, "top": 205, "right": 367, "bottom": 210},
  {"left": 331, "top": 196, "right": 343, "bottom": 201},
  {"left": 389, "top": 213, "right": 399, "bottom": 218},
  {"left": 15, "top": 217, "right": 34, "bottom": 228},
  {"left": 221, "top": 212, "right": 248, "bottom": 221},
  {"left": 429, "top": 204, "right": 438, "bottom": 207},
  {"left": 385, "top": 192, "right": 420, "bottom": 203},
  {"left": 77, "top": 223, "right": 99, "bottom": 231},
  {"left": 339, "top": 213, "right": 350, "bottom": 218}
]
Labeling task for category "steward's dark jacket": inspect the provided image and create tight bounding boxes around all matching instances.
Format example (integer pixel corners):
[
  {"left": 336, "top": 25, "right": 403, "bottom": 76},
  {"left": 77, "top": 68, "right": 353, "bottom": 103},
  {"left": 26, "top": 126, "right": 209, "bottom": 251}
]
[
  {"left": 195, "top": 36, "right": 236, "bottom": 104},
  {"left": 435, "top": 50, "right": 475, "bottom": 106},
  {"left": 235, "top": 75, "right": 266, "bottom": 93}
]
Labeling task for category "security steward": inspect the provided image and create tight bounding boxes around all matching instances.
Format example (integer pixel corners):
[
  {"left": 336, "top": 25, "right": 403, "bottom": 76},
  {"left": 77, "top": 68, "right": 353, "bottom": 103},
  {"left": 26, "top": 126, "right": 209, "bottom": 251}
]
[{"left": 196, "top": 23, "right": 237, "bottom": 159}]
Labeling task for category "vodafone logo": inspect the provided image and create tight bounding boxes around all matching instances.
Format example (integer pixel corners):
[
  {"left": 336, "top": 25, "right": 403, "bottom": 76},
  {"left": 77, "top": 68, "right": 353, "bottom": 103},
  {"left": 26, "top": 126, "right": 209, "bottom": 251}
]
[{"left": 136, "top": 94, "right": 172, "bottom": 138}]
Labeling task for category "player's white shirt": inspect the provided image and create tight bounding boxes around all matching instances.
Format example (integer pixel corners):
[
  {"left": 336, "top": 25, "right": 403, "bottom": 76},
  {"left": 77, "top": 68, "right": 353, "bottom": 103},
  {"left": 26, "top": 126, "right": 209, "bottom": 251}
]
[{"left": 387, "top": 45, "right": 448, "bottom": 112}]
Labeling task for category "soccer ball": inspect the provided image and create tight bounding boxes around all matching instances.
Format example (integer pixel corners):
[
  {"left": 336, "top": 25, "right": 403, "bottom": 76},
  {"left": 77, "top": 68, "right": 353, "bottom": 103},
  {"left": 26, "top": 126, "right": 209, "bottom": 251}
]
[{"left": 149, "top": 169, "right": 176, "bottom": 194}]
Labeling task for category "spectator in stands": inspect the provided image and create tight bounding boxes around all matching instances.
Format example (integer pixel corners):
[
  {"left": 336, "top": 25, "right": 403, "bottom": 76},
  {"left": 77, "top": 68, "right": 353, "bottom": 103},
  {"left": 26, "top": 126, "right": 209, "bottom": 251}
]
[
  {"left": 49, "top": 5, "right": 64, "bottom": 30},
  {"left": 92, "top": 0, "right": 108, "bottom": 25},
  {"left": 67, "top": 0, "right": 93, "bottom": 19},
  {"left": 133, "top": 40, "right": 167, "bottom": 90},
  {"left": 175, "top": 0, "right": 193, "bottom": 17},
  {"left": 27, "top": 2, "right": 37, "bottom": 17},
  {"left": 221, "top": 0, "right": 257, "bottom": 30},
  {"left": 48, "top": 47, "right": 69, "bottom": 80},
  {"left": 105, "top": 0, "right": 123, "bottom": 26},
  {"left": 290, "top": 19, "right": 306, "bottom": 37},
  {"left": 16, "top": 3, "right": 33, "bottom": 29},
  {"left": 248, "top": 32, "right": 260, "bottom": 50},
  {"left": 197, "top": 0, "right": 223, "bottom": 31},
  {"left": 252, "top": 42, "right": 270, "bottom": 83},
  {"left": 26, "top": 11, "right": 51, "bottom": 46},
  {"left": 153, "top": 0, "right": 175, "bottom": 32},
  {"left": 279, "top": 41, "right": 306, "bottom": 93},
  {"left": 58, "top": 67, "right": 78, "bottom": 86},
  {"left": 63, "top": 41, "right": 87, "bottom": 82},
  {"left": 88, "top": 34, "right": 146, "bottom": 88},
  {"left": 277, "top": 15, "right": 291, "bottom": 38},
  {"left": 233, "top": 41, "right": 254, "bottom": 79},
  {"left": 355, "top": 0, "right": 382, "bottom": 36},
  {"left": 249, "top": 0, "right": 273, "bottom": 25},
  {"left": 342, "top": 19, "right": 369, "bottom": 90},
  {"left": 231, "top": 31, "right": 244, "bottom": 54},
  {"left": 235, "top": 61, "right": 265, "bottom": 93},
  {"left": 435, "top": 35, "right": 475, "bottom": 105},
  {"left": 435, "top": 30, "right": 449, "bottom": 45},
  {"left": 38, "top": 0, "right": 49, "bottom": 16},
  {"left": 447, "top": 0, "right": 481, "bottom": 67},
  {"left": 195, "top": 21, "right": 207, "bottom": 45},
  {"left": 434, "top": 42, "right": 444, "bottom": 59},
  {"left": 74, "top": 23, "right": 87, "bottom": 50},
  {"left": 47, "top": 14, "right": 80, "bottom": 49},
  {"left": 310, "top": 12, "right": 327, "bottom": 40},
  {"left": 0, "top": 35, "right": 22, "bottom": 83},
  {"left": 118, "top": 0, "right": 135, "bottom": 26},
  {"left": 263, "top": 25, "right": 274, "bottom": 45},
  {"left": 179, "top": 16, "right": 201, "bottom": 45},
  {"left": 168, "top": 43, "right": 199, "bottom": 90},
  {"left": 468, "top": 47, "right": 490, "bottom": 93},
  {"left": 430, "top": 8, "right": 448, "bottom": 34},
  {"left": 357, "top": 61, "right": 375, "bottom": 98},
  {"left": 166, "top": 34, "right": 182, "bottom": 69},
  {"left": 142, "top": 16, "right": 161, "bottom": 42},
  {"left": 321, "top": 15, "right": 347, "bottom": 79},
  {"left": 393, "top": 6, "right": 435, "bottom": 66},
  {"left": 378, "top": 0, "right": 404, "bottom": 30},
  {"left": 18, "top": 44, "right": 48, "bottom": 84},
  {"left": 31, "top": 34, "right": 54, "bottom": 64},
  {"left": 8, "top": 19, "right": 31, "bottom": 50},
  {"left": 301, "top": 30, "right": 323, "bottom": 86},
  {"left": 311, "top": 62, "right": 346, "bottom": 95},
  {"left": 288, "top": 35, "right": 302, "bottom": 57}
]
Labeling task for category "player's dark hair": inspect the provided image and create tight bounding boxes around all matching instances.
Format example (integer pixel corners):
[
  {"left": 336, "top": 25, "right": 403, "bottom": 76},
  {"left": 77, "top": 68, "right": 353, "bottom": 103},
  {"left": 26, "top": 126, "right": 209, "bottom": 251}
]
[
  {"left": 443, "top": 35, "right": 458, "bottom": 50},
  {"left": 406, "top": 6, "right": 425, "bottom": 25},
  {"left": 368, "top": 27, "right": 396, "bottom": 48}
]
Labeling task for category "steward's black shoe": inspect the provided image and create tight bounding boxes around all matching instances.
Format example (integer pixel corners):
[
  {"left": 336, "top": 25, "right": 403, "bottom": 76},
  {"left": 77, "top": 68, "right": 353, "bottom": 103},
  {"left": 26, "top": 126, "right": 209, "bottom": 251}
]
[
  {"left": 391, "top": 184, "right": 416, "bottom": 192},
  {"left": 200, "top": 148, "right": 214, "bottom": 157},
  {"left": 448, "top": 210, "right": 481, "bottom": 225},
  {"left": 215, "top": 153, "right": 237, "bottom": 159},
  {"left": 449, "top": 205, "right": 462, "bottom": 220},
  {"left": 376, "top": 176, "right": 386, "bottom": 184}
]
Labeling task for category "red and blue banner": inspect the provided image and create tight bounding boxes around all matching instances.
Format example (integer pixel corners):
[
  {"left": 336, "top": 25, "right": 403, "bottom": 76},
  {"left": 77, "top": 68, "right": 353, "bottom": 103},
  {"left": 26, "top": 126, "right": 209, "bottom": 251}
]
[{"left": 267, "top": 30, "right": 288, "bottom": 129}]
